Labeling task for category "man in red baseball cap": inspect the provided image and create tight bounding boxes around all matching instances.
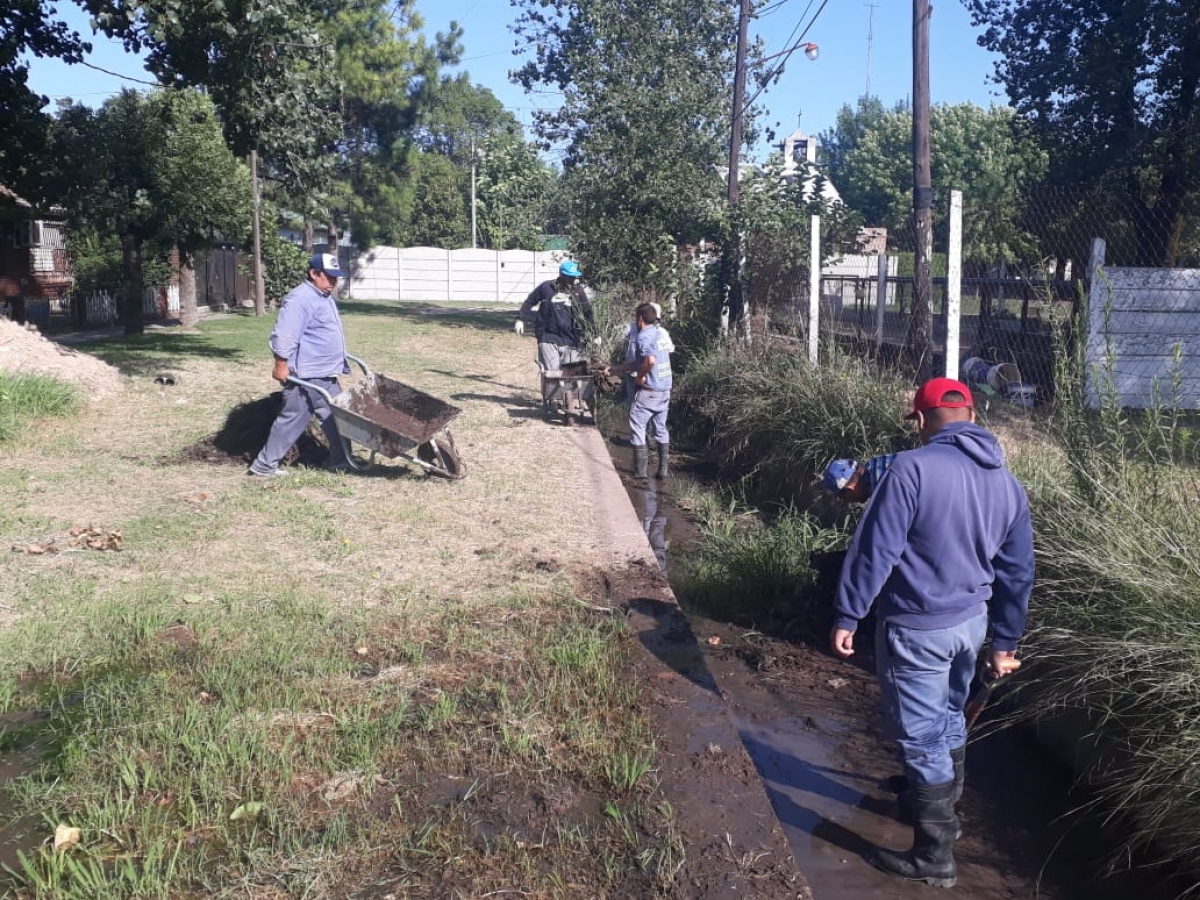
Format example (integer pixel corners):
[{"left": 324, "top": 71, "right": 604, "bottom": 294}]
[
  {"left": 830, "top": 376, "right": 1033, "bottom": 887},
  {"left": 905, "top": 376, "right": 974, "bottom": 420}
]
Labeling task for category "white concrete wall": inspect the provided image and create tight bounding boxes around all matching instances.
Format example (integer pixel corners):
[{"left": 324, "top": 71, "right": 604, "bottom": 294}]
[
  {"left": 342, "top": 246, "right": 566, "bottom": 304},
  {"left": 1087, "top": 254, "right": 1200, "bottom": 409}
]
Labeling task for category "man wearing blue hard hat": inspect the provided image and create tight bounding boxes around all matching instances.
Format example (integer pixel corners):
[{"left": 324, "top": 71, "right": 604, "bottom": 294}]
[
  {"left": 514, "top": 259, "right": 596, "bottom": 419},
  {"left": 248, "top": 252, "right": 354, "bottom": 477}
]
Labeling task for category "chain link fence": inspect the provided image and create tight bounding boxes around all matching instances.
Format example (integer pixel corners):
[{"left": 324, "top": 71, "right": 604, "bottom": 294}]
[{"left": 750, "top": 178, "right": 1200, "bottom": 414}]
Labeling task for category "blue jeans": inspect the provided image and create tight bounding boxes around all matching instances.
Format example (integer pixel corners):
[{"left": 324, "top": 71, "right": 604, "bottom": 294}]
[{"left": 874, "top": 611, "right": 987, "bottom": 785}]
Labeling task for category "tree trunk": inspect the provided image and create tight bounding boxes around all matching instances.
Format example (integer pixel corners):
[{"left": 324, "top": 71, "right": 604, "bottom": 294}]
[
  {"left": 120, "top": 233, "right": 144, "bottom": 336},
  {"left": 178, "top": 246, "right": 199, "bottom": 328},
  {"left": 304, "top": 221, "right": 314, "bottom": 253}
]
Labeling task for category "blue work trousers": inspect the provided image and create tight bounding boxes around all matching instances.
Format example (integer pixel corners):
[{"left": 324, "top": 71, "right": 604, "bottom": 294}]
[
  {"left": 628, "top": 388, "right": 670, "bottom": 447},
  {"left": 875, "top": 611, "right": 987, "bottom": 785},
  {"left": 251, "top": 378, "right": 349, "bottom": 473}
]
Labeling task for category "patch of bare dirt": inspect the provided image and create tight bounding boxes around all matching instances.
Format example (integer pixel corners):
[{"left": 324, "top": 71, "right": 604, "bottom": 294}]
[
  {"left": 178, "top": 392, "right": 328, "bottom": 467},
  {"left": 0, "top": 319, "right": 124, "bottom": 399}
]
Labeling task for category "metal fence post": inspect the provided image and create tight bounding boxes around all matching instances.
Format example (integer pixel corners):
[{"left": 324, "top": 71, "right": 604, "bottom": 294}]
[
  {"left": 809, "top": 214, "right": 821, "bottom": 364},
  {"left": 875, "top": 252, "right": 888, "bottom": 348},
  {"left": 945, "top": 190, "right": 963, "bottom": 379}
]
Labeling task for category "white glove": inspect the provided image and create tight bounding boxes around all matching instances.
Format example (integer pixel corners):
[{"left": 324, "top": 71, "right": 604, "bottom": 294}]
[
  {"left": 592, "top": 335, "right": 602, "bottom": 346},
  {"left": 513, "top": 320, "right": 524, "bottom": 336}
]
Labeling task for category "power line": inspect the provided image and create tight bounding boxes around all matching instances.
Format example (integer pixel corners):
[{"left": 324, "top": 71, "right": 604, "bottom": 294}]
[
  {"left": 78, "top": 59, "right": 158, "bottom": 86},
  {"left": 742, "top": 0, "right": 831, "bottom": 114}
]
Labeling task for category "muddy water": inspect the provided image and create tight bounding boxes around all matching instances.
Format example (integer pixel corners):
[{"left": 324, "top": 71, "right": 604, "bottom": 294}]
[
  {"left": 0, "top": 713, "right": 51, "bottom": 874},
  {"left": 607, "top": 440, "right": 1191, "bottom": 900}
]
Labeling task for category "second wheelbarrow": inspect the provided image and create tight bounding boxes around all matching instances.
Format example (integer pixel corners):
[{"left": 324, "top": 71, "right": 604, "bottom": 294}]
[{"left": 289, "top": 355, "right": 466, "bottom": 479}]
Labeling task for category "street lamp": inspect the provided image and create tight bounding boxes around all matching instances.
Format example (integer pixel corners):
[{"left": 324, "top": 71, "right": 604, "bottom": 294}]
[{"left": 803, "top": 42, "right": 819, "bottom": 61}]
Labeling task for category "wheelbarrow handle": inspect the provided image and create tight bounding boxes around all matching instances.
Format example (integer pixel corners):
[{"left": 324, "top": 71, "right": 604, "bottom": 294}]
[
  {"left": 345, "top": 353, "right": 372, "bottom": 378},
  {"left": 285, "top": 353, "right": 373, "bottom": 401},
  {"left": 285, "top": 374, "right": 335, "bottom": 404}
]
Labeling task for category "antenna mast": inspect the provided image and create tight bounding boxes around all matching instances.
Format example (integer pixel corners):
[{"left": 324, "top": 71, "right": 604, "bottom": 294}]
[{"left": 866, "top": 3, "right": 877, "bottom": 96}]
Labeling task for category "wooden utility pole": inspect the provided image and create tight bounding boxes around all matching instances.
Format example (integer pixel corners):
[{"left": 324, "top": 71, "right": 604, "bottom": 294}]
[
  {"left": 250, "top": 149, "right": 266, "bottom": 316},
  {"left": 912, "top": 0, "right": 934, "bottom": 381},
  {"left": 721, "top": 0, "right": 752, "bottom": 336},
  {"left": 727, "top": 0, "right": 750, "bottom": 205}
]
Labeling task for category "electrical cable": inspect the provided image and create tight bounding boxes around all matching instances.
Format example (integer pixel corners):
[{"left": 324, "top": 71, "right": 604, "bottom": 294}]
[{"left": 742, "top": 0, "right": 831, "bottom": 114}]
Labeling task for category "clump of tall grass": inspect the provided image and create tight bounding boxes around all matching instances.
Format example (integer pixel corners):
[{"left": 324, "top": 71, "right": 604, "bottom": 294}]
[
  {"left": 0, "top": 371, "right": 80, "bottom": 444},
  {"left": 673, "top": 343, "right": 914, "bottom": 498},
  {"left": 1020, "top": 461, "right": 1200, "bottom": 879},
  {"left": 673, "top": 497, "right": 845, "bottom": 632},
  {"left": 1013, "top": 283, "right": 1200, "bottom": 883}
]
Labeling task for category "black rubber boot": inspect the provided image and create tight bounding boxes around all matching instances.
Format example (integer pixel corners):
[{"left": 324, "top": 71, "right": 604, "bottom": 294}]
[
  {"left": 950, "top": 744, "right": 966, "bottom": 806},
  {"left": 895, "top": 745, "right": 966, "bottom": 839},
  {"left": 870, "top": 779, "right": 958, "bottom": 888},
  {"left": 655, "top": 443, "right": 669, "bottom": 479},
  {"left": 633, "top": 447, "right": 649, "bottom": 480}
]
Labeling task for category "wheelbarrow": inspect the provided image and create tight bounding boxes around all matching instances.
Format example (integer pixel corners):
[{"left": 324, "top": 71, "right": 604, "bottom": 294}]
[
  {"left": 539, "top": 360, "right": 597, "bottom": 426},
  {"left": 288, "top": 354, "right": 465, "bottom": 479}
]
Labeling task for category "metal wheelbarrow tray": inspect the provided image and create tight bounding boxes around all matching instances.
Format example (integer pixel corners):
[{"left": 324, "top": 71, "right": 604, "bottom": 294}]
[
  {"left": 539, "top": 360, "right": 597, "bottom": 426},
  {"left": 290, "top": 356, "right": 466, "bottom": 479}
]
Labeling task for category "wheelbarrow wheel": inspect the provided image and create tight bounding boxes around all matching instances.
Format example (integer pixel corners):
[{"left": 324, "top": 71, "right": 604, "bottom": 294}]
[
  {"left": 341, "top": 439, "right": 374, "bottom": 473},
  {"left": 416, "top": 433, "right": 466, "bottom": 480}
]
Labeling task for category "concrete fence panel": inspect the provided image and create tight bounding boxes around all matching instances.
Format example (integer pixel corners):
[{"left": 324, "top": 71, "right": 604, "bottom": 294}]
[{"left": 343, "top": 246, "right": 564, "bottom": 304}]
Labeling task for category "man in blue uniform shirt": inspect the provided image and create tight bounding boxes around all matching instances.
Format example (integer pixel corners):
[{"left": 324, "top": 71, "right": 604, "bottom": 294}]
[
  {"left": 248, "top": 252, "right": 353, "bottom": 477},
  {"left": 830, "top": 377, "right": 1034, "bottom": 888},
  {"left": 605, "top": 303, "right": 673, "bottom": 480}
]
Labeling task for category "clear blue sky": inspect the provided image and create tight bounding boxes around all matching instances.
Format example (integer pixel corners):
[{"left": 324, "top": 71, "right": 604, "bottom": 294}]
[{"left": 24, "top": 0, "right": 1008, "bottom": 162}]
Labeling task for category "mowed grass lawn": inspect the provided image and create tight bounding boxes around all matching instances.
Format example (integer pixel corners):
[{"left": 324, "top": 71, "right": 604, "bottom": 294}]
[{"left": 0, "top": 302, "right": 680, "bottom": 899}]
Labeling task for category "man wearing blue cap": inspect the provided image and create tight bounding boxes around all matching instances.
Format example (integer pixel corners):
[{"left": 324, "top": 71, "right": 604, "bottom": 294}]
[
  {"left": 514, "top": 260, "right": 595, "bottom": 418},
  {"left": 248, "top": 252, "right": 354, "bottom": 477}
]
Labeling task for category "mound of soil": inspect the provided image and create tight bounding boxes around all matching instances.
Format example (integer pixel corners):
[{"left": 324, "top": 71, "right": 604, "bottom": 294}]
[
  {"left": 0, "top": 318, "right": 123, "bottom": 399},
  {"left": 180, "top": 393, "right": 329, "bottom": 466}
]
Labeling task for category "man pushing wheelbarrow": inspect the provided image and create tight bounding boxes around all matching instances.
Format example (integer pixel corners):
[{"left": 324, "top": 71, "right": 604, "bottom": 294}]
[{"left": 513, "top": 260, "right": 597, "bottom": 426}]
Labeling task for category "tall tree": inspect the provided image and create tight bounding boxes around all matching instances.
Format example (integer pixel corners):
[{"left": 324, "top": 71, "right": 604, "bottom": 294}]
[
  {"left": 474, "top": 130, "right": 556, "bottom": 250},
  {"left": 968, "top": 0, "right": 1200, "bottom": 264},
  {"left": 511, "top": 0, "right": 743, "bottom": 283},
  {"left": 821, "top": 101, "right": 1048, "bottom": 264},
  {"left": 0, "top": 0, "right": 88, "bottom": 194},
  {"left": 322, "top": 1, "right": 459, "bottom": 249},
  {"left": 154, "top": 90, "right": 252, "bottom": 326},
  {"left": 49, "top": 89, "right": 250, "bottom": 334},
  {"left": 402, "top": 153, "right": 471, "bottom": 248},
  {"left": 414, "top": 76, "right": 520, "bottom": 165}
]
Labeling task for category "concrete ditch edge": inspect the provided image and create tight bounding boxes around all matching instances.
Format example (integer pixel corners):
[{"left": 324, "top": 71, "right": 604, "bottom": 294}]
[{"left": 568, "top": 426, "right": 812, "bottom": 899}]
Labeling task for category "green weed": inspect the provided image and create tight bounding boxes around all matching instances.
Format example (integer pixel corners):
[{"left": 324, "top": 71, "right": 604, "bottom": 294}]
[{"left": 0, "top": 372, "right": 80, "bottom": 445}]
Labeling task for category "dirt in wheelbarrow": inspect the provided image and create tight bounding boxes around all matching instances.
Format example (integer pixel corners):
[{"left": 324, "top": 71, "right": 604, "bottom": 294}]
[
  {"left": 347, "top": 378, "right": 459, "bottom": 446},
  {"left": 177, "top": 392, "right": 330, "bottom": 467}
]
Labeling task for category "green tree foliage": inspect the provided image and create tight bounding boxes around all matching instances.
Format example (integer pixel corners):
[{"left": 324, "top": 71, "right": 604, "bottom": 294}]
[
  {"left": 820, "top": 99, "right": 1048, "bottom": 263},
  {"left": 49, "top": 89, "right": 251, "bottom": 334},
  {"left": 0, "top": 0, "right": 88, "bottom": 193},
  {"left": 256, "top": 226, "right": 311, "bottom": 305},
  {"left": 402, "top": 153, "right": 470, "bottom": 248},
  {"left": 512, "top": 0, "right": 741, "bottom": 282},
  {"left": 81, "top": 0, "right": 344, "bottom": 201},
  {"left": 322, "top": 1, "right": 459, "bottom": 248},
  {"left": 967, "top": 0, "right": 1200, "bottom": 264},
  {"left": 475, "top": 131, "right": 556, "bottom": 250},
  {"left": 414, "top": 75, "right": 519, "bottom": 165}
]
